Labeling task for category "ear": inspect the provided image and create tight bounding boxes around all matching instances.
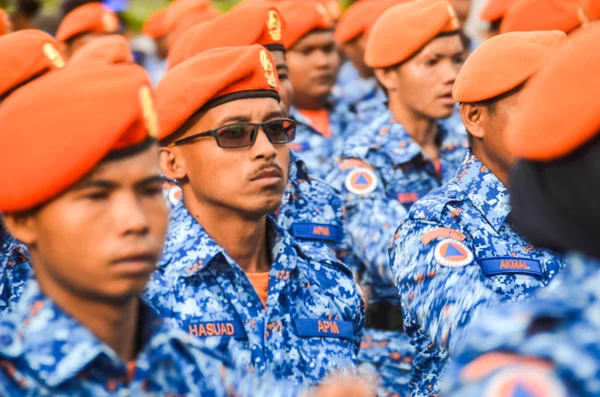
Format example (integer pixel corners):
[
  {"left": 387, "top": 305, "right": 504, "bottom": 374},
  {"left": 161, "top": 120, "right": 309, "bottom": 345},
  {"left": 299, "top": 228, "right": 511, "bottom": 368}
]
[
  {"left": 159, "top": 147, "right": 188, "bottom": 181},
  {"left": 374, "top": 67, "right": 399, "bottom": 94},
  {"left": 460, "top": 103, "right": 486, "bottom": 140},
  {"left": 3, "top": 213, "right": 38, "bottom": 247}
]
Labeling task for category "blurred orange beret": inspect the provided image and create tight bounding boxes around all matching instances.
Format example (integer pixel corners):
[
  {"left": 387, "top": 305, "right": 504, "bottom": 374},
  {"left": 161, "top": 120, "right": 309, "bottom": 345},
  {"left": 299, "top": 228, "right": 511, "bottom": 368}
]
[
  {"left": 583, "top": 0, "right": 600, "bottom": 20},
  {"left": 155, "top": 45, "right": 280, "bottom": 142},
  {"left": 480, "top": 0, "right": 520, "bottom": 22},
  {"left": 142, "top": 8, "right": 168, "bottom": 39},
  {"left": 500, "top": 0, "right": 590, "bottom": 34},
  {"left": 507, "top": 24, "right": 600, "bottom": 160},
  {"left": 0, "top": 30, "right": 65, "bottom": 100},
  {"left": 0, "top": 9, "right": 13, "bottom": 36},
  {"left": 168, "top": 4, "right": 285, "bottom": 69},
  {"left": 335, "top": 0, "right": 409, "bottom": 44},
  {"left": 365, "top": 0, "right": 461, "bottom": 68},
  {"left": 68, "top": 35, "right": 133, "bottom": 67},
  {"left": 453, "top": 30, "right": 567, "bottom": 103},
  {"left": 56, "top": 3, "right": 119, "bottom": 43},
  {"left": 165, "top": 7, "right": 221, "bottom": 50},
  {"left": 0, "top": 64, "right": 157, "bottom": 212},
  {"left": 164, "top": 0, "right": 213, "bottom": 33},
  {"left": 313, "top": 0, "right": 343, "bottom": 20},
  {"left": 277, "top": 1, "right": 334, "bottom": 49}
]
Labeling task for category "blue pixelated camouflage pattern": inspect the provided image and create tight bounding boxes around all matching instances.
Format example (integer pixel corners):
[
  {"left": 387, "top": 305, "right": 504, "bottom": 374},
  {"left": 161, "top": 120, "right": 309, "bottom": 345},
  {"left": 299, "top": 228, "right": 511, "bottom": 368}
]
[
  {"left": 443, "top": 252, "right": 599, "bottom": 397},
  {"left": 144, "top": 202, "right": 365, "bottom": 385},
  {"left": 358, "top": 328, "right": 415, "bottom": 397},
  {"left": 326, "top": 109, "right": 468, "bottom": 306},
  {"left": 289, "top": 101, "right": 357, "bottom": 178},
  {"left": 333, "top": 62, "right": 380, "bottom": 110},
  {"left": 0, "top": 280, "right": 304, "bottom": 397},
  {"left": 0, "top": 225, "right": 32, "bottom": 314},
  {"left": 389, "top": 152, "right": 566, "bottom": 396}
]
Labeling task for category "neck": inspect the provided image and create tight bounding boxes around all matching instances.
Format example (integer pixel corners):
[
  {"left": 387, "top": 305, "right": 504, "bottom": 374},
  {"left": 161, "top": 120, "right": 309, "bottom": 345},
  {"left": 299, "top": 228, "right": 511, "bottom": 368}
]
[
  {"left": 183, "top": 192, "right": 271, "bottom": 273},
  {"left": 37, "top": 274, "right": 139, "bottom": 362},
  {"left": 388, "top": 97, "right": 438, "bottom": 147},
  {"left": 471, "top": 144, "right": 511, "bottom": 187},
  {"left": 293, "top": 94, "right": 328, "bottom": 111}
]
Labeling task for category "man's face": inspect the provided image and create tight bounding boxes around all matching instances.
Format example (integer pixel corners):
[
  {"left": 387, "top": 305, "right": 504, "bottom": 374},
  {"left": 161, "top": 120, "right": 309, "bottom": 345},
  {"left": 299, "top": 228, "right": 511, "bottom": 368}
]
[
  {"left": 388, "top": 34, "right": 464, "bottom": 120},
  {"left": 341, "top": 34, "right": 372, "bottom": 79},
  {"left": 5, "top": 146, "right": 168, "bottom": 303},
  {"left": 287, "top": 30, "right": 340, "bottom": 102},
  {"left": 271, "top": 50, "right": 294, "bottom": 115},
  {"left": 162, "top": 97, "right": 290, "bottom": 219},
  {"left": 482, "top": 89, "right": 522, "bottom": 170},
  {"left": 450, "top": 0, "right": 472, "bottom": 27}
]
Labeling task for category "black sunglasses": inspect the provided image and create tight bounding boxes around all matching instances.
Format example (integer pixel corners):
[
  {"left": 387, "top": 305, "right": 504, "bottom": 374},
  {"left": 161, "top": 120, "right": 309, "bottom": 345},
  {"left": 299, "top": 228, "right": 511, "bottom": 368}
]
[{"left": 169, "top": 118, "right": 297, "bottom": 149}]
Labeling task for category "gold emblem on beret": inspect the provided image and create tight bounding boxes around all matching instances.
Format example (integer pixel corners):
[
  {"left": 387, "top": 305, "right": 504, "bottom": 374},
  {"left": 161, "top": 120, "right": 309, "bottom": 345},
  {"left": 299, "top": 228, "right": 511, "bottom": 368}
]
[
  {"left": 267, "top": 10, "right": 282, "bottom": 42},
  {"left": 260, "top": 49, "right": 277, "bottom": 89},
  {"left": 139, "top": 86, "right": 159, "bottom": 138},
  {"left": 42, "top": 43, "right": 65, "bottom": 68},
  {"left": 102, "top": 12, "right": 119, "bottom": 33},
  {"left": 447, "top": 4, "right": 460, "bottom": 30},
  {"left": 578, "top": 6, "right": 590, "bottom": 27}
]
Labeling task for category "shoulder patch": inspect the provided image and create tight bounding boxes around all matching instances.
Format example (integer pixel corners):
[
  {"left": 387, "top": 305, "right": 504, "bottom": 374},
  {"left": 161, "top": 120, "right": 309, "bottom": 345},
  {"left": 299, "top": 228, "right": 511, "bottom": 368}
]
[
  {"left": 434, "top": 238, "right": 473, "bottom": 268},
  {"left": 420, "top": 227, "right": 466, "bottom": 245},
  {"left": 484, "top": 365, "right": 566, "bottom": 397},
  {"left": 345, "top": 167, "right": 378, "bottom": 196}
]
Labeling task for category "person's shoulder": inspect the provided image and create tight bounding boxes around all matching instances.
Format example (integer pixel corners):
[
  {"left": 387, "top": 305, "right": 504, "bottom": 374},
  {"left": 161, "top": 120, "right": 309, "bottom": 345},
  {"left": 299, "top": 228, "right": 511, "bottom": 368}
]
[{"left": 405, "top": 180, "right": 467, "bottom": 226}]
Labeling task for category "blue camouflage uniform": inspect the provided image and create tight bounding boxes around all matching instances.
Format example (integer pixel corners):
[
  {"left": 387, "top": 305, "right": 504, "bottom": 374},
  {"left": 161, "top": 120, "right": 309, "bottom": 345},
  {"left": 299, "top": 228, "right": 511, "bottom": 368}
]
[
  {"left": 333, "top": 61, "right": 380, "bottom": 111},
  {"left": 443, "top": 252, "right": 598, "bottom": 397},
  {"left": 144, "top": 202, "right": 365, "bottom": 385},
  {"left": 0, "top": 225, "right": 32, "bottom": 314},
  {"left": 326, "top": 109, "right": 467, "bottom": 397},
  {"left": 288, "top": 102, "right": 356, "bottom": 178},
  {"left": 0, "top": 280, "right": 303, "bottom": 397},
  {"left": 389, "top": 151, "right": 566, "bottom": 396}
]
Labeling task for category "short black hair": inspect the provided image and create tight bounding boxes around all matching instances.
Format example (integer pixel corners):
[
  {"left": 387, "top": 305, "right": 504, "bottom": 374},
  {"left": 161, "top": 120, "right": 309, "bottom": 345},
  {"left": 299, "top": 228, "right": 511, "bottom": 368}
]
[{"left": 16, "top": 0, "right": 42, "bottom": 18}]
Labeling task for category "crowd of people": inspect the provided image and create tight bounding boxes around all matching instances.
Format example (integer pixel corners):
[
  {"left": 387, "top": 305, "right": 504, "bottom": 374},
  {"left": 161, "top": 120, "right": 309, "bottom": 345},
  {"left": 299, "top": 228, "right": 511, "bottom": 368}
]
[{"left": 0, "top": 0, "right": 599, "bottom": 395}]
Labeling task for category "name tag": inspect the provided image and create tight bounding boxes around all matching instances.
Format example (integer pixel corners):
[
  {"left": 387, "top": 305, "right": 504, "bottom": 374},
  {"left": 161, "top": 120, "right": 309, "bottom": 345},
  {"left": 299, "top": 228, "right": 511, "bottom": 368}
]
[
  {"left": 291, "top": 223, "right": 344, "bottom": 243},
  {"left": 187, "top": 320, "right": 247, "bottom": 340},
  {"left": 480, "top": 257, "right": 543, "bottom": 277},
  {"left": 294, "top": 319, "right": 354, "bottom": 340}
]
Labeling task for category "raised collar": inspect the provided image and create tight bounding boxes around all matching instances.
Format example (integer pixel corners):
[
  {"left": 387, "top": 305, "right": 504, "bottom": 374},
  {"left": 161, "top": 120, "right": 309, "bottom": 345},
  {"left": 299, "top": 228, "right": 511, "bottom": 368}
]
[
  {"left": 1, "top": 281, "right": 179, "bottom": 388},
  {"left": 454, "top": 151, "right": 511, "bottom": 231}
]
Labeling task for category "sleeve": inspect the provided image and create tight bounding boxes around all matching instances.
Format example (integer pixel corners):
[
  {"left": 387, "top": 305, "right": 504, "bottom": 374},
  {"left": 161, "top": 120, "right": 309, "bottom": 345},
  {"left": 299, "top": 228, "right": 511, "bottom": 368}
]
[{"left": 389, "top": 219, "right": 500, "bottom": 353}]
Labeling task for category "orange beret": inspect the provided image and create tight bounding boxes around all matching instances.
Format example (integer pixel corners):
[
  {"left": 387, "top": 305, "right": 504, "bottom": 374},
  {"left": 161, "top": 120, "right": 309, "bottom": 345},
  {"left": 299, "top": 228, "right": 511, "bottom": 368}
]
[
  {"left": 168, "top": 4, "right": 285, "bottom": 69},
  {"left": 453, "top": 30, "right": 567, "bottom": 103},
  {"left": 164, "top": 0, "right": 213, "bottom": 33},
  {"left": 0, "top": 9, "right": 13, "bottom": 36},
  {"left": 142, "top": 8, "right": 168, "bottom": 39},
  {"left": 583, "top": 0, "right": 600, "bottom": 20},
  {"left": 335, "top": 0, "right": 409, "bottom": 44},
  {"left": 500, "top": 0, "right": 590, "bottom": 34},
  {"left": 56, "top": 3, "right": 120, "bottom": 43},
  {"left": 506, "top": 24, "right": 600, "bottom": 161},
  {"left": 68, "top": 35, "right": 133, "bottom": 67},
  {"left": 313, "top": 0, "right": 343, "bottom": 21},
  {"left": 155, "top": 45, "right": 280, "bottom": 142},
  {"left": 0, "top": 30, "right": 65, "bottom": 100},
  {"left": 480, "top": 0, "right": 520, "bottom": 22},
  {"left": 0, "top": 64, "right": 158, "bottom": 212},
  {"left": 165, "top": 7, "right": 220, "bottom": 50},
  {"left": 365, "top": 0, "right": 461, "bottom": 68},
  {"left": 277, "top": 1, "right": 334, "bottom": 49}
]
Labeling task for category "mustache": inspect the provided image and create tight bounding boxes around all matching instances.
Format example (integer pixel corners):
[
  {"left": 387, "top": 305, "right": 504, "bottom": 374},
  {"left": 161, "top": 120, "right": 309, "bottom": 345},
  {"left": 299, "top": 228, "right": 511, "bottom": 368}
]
[{"left": 248, "top": 162, "right": 285, "bottom": 180}]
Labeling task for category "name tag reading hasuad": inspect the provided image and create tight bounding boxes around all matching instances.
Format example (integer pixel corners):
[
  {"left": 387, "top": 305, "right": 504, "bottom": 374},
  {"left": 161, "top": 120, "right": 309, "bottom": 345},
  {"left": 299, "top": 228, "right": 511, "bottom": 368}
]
[
  {"left": 480, "top": 257, "right": 543, "bottom": 277},
  {"left": 187, "top": 320, "right": 247, "bottom": 340},
  {"left": 293, "top": 318, "right": 354, "bottom": 340}
]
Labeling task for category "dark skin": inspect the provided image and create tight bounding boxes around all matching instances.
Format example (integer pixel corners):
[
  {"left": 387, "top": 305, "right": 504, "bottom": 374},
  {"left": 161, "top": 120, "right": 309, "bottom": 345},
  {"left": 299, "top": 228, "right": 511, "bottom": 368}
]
[
  {"left": 460, "top": 87, "right": 523, "bottom": 187},
  {"left": 287, "top": 29, "right": 340, "bottom": 110},
  {"left": 4, "top": 146, "right": 168, "bottom": 362},
  {"left": 341, "top": 34, "right": 372, "bottom": 79},
  {"left": 271, "top": 50, "right": 294, "bottom": 115}
]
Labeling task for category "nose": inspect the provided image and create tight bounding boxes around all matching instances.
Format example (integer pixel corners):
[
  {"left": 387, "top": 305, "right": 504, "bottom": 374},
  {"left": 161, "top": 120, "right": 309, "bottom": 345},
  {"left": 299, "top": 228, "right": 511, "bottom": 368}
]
[
  {"left": 250, "top": 127, "right": 277, "bottom": 161},
  {"left": 112, "top": 192, "right": 150, "bottom": 237}
]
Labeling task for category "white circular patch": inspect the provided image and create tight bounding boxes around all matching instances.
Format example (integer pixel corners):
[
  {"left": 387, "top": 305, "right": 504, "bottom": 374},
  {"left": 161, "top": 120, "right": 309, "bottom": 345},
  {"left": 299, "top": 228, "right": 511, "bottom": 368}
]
[
  {"left": 167, "top": 185, "right": 182, "bottom": 207},
  {"left": 434, "top": 238, "right": 474, "bottom": 268},
  {"left": 344, "top": 167, "right": 378, "bottom": 196},
  {"left": 484, "top": 365, "right": 567, "bottom": 397}
]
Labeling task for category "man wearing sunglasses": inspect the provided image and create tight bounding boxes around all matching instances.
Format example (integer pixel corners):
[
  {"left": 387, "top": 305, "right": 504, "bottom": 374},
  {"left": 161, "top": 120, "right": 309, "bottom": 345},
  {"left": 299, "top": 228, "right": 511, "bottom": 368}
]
[{"left": 146, "top": 45, "right": 365, "bottom": 386}]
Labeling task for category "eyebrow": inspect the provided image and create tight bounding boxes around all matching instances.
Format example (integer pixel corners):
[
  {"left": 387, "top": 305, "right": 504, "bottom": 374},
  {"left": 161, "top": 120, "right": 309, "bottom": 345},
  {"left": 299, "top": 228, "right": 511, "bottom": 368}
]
[
  {"left": 72, "top": 175, "right": 164, "bottom": 191},
  {"left": 276, "top": 64, "right": 289, "bottom": 72},
  {"left": 263, "top": 110, "right": 285, "bottom": 121}
]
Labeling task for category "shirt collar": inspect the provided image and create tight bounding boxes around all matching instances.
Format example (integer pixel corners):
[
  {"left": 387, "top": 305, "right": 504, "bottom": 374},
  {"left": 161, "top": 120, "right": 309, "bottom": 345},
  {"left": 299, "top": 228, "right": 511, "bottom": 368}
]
[
  {"left": 455, "top": 151, "right": 511, "bottom": 231},
  {"left": 4, "top": 280, "right": 178, "bottom": 388}
]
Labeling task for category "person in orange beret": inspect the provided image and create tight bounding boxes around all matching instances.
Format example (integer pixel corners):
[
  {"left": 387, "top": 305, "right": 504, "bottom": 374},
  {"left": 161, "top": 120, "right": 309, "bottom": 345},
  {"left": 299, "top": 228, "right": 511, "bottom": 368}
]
[
  {"left": 55, "top": 2, "right": 120, "bottom": 58},
  {"left": 389, "top": 29, "right": 568, "bottom": 397},
  {"left": 0, "top": 29, "right": 65, "bottom": 315},
  {"left": 479, "top": 0, "right": 521, "bottom": 38},
  {"left": 500, "top": 0, "right": 599, "bottom": 34},
  {"left": 276, "top": 1, "right": 351, "bottom": 178},
  {"left": 144, "top": 45, "right": 367, "bottom": 387},
  {"left": 68, "top": 34, "right": 133, "bottom": 66},
  {"left": 141, "top": 8, "right": 169, "bottom": 84},
  {"left": 443, "top": 24, "right": 600, "bottom": 397}
]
